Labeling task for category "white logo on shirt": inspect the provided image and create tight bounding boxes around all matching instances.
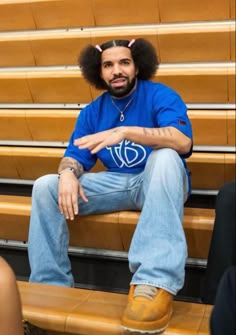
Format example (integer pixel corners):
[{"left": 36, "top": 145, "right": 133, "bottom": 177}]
[{"left": 107, "top": 140, "right": 147, "bottom": 168}]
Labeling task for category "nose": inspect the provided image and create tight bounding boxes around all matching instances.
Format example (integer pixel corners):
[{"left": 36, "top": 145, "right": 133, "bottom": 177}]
[{"left": 112, "top": 63, "right": 122, "bottom": 75}]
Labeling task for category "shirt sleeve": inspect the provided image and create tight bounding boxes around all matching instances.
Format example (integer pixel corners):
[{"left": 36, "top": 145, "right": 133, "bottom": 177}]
[
  {"left": 155, "top": 90, "right": 192, "bottom": 136},
  {"left": 153, "top": 87, "right": 193, "bottom": 158},
  {"left": 64, "top": 106, "right": 97, "bottom": 171}
]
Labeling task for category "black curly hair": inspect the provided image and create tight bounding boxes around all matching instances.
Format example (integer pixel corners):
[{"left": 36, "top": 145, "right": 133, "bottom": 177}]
[{"left": 79, "top": 38, "right": 159, "bottom": 90}]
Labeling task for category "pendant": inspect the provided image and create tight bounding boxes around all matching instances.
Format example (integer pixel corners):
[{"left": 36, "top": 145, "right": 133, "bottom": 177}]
[{"left": 120, "top": 112, "right": 124, "bottom": 122}]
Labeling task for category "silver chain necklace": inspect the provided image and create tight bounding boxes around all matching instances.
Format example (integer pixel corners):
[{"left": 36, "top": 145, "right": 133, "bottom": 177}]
[{"left": 111, "top": 97, "right": 134, "bottom": 122}]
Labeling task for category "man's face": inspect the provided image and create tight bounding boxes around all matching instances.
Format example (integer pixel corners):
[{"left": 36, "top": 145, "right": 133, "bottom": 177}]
[{"left": 100, "top": 46, "right": 138, "bottom": 97}]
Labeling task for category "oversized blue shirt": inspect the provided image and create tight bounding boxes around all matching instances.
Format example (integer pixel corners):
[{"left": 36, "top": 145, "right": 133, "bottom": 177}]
[{"left": 65, "top": 80, "right": 192, "bottom": 175}]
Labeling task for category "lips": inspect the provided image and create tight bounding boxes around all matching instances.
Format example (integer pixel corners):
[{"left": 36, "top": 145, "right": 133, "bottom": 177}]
[{"left": 110, "top": 77, "right": 127, "bottom": 87}]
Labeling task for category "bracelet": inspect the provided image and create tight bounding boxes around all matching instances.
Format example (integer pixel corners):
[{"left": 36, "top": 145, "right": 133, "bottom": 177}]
[{"left": 58, "top": 167, "right": 76, "bottom": 179}]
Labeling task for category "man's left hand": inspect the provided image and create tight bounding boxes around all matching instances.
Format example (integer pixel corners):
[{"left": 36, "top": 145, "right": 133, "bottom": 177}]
[{"left": 74, "top": 127, "right": 125, "bottom": 154}]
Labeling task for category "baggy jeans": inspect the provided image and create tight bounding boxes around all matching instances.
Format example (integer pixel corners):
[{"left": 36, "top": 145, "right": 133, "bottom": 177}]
[{"left": 28, "top": 148, "right": 189, "bottom": 295}]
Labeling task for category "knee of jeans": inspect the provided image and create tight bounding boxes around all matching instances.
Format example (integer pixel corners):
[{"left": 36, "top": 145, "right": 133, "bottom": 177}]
[
  {"left": 149, "top": 148, "right": 180, "bottom": 166},
  {"left": 32, "top": 174, "right": 57, "bottom": 198},
  {"left": 147, "top": 149, "right": 184, "bottom": 179}
]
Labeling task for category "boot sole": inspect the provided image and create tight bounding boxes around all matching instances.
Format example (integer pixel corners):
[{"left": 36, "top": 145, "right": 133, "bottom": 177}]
[{"left": 121, "top": 323, "right": 168, "bottom": 334}]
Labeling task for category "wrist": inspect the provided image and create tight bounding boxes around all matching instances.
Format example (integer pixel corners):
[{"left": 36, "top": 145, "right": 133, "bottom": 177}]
[
  {"left": 117, "top": 126, "right": 127, "bottom": 138},
  {"left": 58, "top": 167, "right": 76, "bottom": 179}
]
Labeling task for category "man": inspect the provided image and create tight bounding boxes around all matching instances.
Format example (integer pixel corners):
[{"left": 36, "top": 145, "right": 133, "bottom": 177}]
[{"left": 28, "top": 38, "right": 193, "bottom": 333}]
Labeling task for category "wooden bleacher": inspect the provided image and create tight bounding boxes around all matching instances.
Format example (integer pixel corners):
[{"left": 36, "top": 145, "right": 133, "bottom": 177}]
[
  {"left": 0, "top": 0, "right": 235, "bottom": 334},
  {"left": 0, "top": 194, "right": 215, "bottom": 259},
  {"left": 0, "top": 64, "right": 234, "bottom": 103},
  {"left": 0, "top": 147, "right": 235, "bottom": 190},
  {"left": 0, "top": 21, "right": 235, "bottom": 67},
  {"left": 0, "top": 0, "right": 234, "bottom": 32},
  {"left": 18, "top": 280, "right": 212, "bottom": 335},
  {"left": 0, "top": 108, "right": 235, "bottom": 145}
]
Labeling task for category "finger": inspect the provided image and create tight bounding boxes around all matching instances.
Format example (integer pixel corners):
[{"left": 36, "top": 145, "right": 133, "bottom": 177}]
[
  {"left": 71, "top": 191, "right": 79, "bottom": 216},
  {"left": 78, "top": 142, "right": 98, "bottom": 150},
  {"left": 74, "top": 136, "right": 91, "bottom": 146},
  {"left": 58, "top": 184, "right": 68, "bottom": 216},
  {"left": 58, "top": 193, "right": 64, "bottom": 215},
  {"left": 65, "top": 192, "right": 76, "bottom": 220},
  {"left": 79, "top": 184, "right": 88, "bottom": 203},
  {"left": 60, "top": 193, "right": 70, "bottom": 220},
  {"left": 90, "top": 142, "right": 107, "bottom": 154},
  {"left": 58, "top": 185, "right": 74, "bottom": 220}
]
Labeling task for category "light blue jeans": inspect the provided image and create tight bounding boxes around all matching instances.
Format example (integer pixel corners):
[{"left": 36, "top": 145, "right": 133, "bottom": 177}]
[{"left": 28, "top": 148, "right": 189, "bottom": 295}]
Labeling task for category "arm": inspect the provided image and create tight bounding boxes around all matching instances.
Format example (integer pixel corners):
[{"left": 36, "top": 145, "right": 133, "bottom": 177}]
[
  {"left": 119, "top": 126, "right": 192, "bottom": 154},
  {"left": 74, "top": 125, "right": 192, "bottom": 155},
  {"left": 0, "top": 257, "right": 24, "bottom": 335},
  {"left": 58, "top": 157, "right": 88, "bottom": 220},
  {"left": 58, "top": 156, "right": 84, "bottom": 177}
]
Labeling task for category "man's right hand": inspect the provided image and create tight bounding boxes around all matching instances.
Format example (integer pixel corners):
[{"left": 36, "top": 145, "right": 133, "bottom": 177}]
[{"left": 58, "top": 170, "right": 88, "bottom": 220}]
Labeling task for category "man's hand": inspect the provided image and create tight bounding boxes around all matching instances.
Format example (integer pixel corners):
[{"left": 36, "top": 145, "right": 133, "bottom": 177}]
[
  {"left": 74, "top": 127, "right": 125, "bottom": 154},
  {"left": 58, "top": 170, "right": 88, "bottom": 220}
]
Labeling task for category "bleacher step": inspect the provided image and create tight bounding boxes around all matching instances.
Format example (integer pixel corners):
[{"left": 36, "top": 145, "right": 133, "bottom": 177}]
[{"left": 18, "top": 280, "right": 211, "bottom": 335}]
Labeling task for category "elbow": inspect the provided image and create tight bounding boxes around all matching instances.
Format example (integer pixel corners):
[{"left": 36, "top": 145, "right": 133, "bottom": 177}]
[{"left": 177, "top": 137, "right": 192, "bottom": 155}]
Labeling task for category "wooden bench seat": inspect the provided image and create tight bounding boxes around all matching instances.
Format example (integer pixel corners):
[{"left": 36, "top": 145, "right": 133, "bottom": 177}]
[
  {"left": 0, "top": 0, "right": 233, "bottom": 33},
  {"left": 0, "top": 147, "right": 235, "bottom": 190},
  {"left": 0, "top": 69, "right": 92, "bottom": 104},
  {"left": 0, "top": 21, "right": 234, "bottom": 67},
  {"left": 0, "top": 63, "right": 234, "bottom": 104},
  {"left": 0, "top": 0, "right": 233, "bottom": 32},
  {"left": 18, "top": 280, "right": 211, "bottom": 334},
  {"left": 0, "top": 194, "right": 214, "bottom": 259},
  {"left": 0, "top": 109, "right": 79, "bottom": 141},
  {"left": 0, "top": 0, "right": 95, "bottom": 32},
  {"left": 188, "top": 110, "right": 235, "bottom": 146},
  {"left": 0, "top": 108, "right": 235, "bottom": 146},
  {"left": 157, "top": 0, "right": 233, "bottom": 22}
]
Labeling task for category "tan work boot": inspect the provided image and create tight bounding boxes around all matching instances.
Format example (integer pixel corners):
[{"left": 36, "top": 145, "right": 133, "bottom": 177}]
[{"left": 121, "top": 285, "right": 173, "bottom": 333}]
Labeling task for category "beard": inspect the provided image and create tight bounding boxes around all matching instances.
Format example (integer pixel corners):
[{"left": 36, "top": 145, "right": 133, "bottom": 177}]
[{"left": 104, "top": 76, "right": 137, "bottom": 98}]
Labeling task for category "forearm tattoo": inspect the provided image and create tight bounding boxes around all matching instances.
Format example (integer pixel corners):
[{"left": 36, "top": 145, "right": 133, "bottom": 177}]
[
  {"left": 142, "top": 127, "right": 173, "bottom": 137},
  {"left": 58, "top": 157, "right": 84, "bottom": 178},
  {"left": 143, "top": 127, "right": 173, "bottom": 149}
]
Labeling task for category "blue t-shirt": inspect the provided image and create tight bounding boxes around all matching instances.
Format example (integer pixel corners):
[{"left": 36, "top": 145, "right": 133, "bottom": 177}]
[{"left": 65, "top": 80, "right": 192, "bottom": 175}]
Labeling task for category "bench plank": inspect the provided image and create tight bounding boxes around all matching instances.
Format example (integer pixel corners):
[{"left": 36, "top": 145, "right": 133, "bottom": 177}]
[
  {"left": 0, "top": 0, "right": 230, "bottom": 32},
  {"left": 1, "top": 147, "right": 235, "bottom": 190},
  {"left": 1, "top": 109, "right": 235, "bottom": 145},
  {"left": 0, "top": 195, "right": 215, "bottom": 258},
  {"left": 0, "top": 64, "right": 234, "bottom": 103},
  {"left": 18, "top": 280, "right": 210, "bottom": 334},
  {"left": 0, "top": 22, "right": 234, "bottom": 67},
  {"left": 158, "top": 0, "right": 230, "bottom": 22}
]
